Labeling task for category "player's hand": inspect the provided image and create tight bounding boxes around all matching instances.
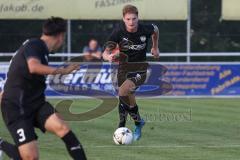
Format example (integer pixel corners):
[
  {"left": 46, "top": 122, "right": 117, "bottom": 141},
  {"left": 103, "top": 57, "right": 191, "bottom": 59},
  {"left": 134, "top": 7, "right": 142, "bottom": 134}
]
[
  {"left": 107, "top": 54, "right": 117, "bottom": 62},
  {"left": 151, "top": 47, "right": 160, "bottom": 59},
  {"left": 62, "top": 64, "right": 80, "bottom": 74}
]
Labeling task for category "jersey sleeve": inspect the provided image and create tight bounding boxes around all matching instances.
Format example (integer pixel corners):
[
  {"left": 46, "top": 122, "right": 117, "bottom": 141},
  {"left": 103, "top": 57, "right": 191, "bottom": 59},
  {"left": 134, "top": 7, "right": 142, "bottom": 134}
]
[
  {"left": 23, "top": 41, "right": 42, "bottom": 61},
  {"left": 145, "top": 24, "right": 155, "bottom": 37}
]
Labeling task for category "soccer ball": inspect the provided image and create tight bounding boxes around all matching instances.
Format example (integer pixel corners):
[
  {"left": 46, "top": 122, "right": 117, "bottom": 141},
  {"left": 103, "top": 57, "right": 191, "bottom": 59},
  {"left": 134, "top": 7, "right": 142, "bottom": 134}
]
[{"left": 113, "top": 127, "right": 133, "bottom": 145}]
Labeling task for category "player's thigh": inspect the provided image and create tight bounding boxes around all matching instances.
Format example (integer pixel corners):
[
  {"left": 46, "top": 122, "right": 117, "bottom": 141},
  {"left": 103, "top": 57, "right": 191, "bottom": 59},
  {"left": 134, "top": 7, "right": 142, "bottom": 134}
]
[
  {"left": 118, "top": 71, "right": 147, "bottom": 96},
  {"left": 1, "top": 100, "right": 38, "bottom": 147},
  {"left": 119, "top": 79, "right": 136, "bottom": 96},
  {"left": 7, "top": 119, "right": 38, "bottom": 146},
  {"left": 44, "top": 113, "right": 70, "bottom": 138},
  {"left": 5, "top": 118, "right": 39, "bottom": 159},
  {"left": 35, "top": 101, "right": 70, "bottom": 138},
  {"left": 18, "top": 140, "right": 39, "bottom": 160}
]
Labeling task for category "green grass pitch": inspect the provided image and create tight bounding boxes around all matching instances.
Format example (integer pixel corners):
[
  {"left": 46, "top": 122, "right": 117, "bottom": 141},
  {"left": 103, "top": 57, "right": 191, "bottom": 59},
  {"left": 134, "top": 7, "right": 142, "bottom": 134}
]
[{"left": 1, "top": 98, "right": 240, "bottom": 160}]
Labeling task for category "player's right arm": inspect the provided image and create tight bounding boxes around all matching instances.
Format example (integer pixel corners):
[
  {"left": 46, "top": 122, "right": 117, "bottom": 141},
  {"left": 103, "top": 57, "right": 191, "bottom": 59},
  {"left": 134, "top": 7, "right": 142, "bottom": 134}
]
[
  {"left": 25, "top": 41, "right": 79, "bottom": 75},
  {"left": 102, "top": 48, "right": 115, "bottom": 62},
  {"left": 103, "top": 27, "right": 120, "bottom": 62},
  {"left": 27, "top": 58, "right": 79, "bottom": 75}
]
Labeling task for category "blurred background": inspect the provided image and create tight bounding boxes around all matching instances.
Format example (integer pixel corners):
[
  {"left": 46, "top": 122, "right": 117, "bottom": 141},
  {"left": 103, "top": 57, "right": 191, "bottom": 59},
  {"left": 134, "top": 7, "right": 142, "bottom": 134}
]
[
  {"left": 1, "top": 1, "right": 240, "bottom": 160},
  {"left": 0, "top": 0, "right": 239, "bottom": 62}
]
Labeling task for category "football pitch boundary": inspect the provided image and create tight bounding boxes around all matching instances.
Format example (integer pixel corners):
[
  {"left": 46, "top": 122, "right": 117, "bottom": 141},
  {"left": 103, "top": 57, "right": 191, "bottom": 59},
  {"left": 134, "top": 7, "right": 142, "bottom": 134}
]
[
  {"left": 46, "top": 95, "right": 240, "bottom": 99},
  {"left": 2, "top": 98, "right": 240, "bottom": 159},
  {"left": 86, "top": 144, "right": 240, "bottom": 149}
]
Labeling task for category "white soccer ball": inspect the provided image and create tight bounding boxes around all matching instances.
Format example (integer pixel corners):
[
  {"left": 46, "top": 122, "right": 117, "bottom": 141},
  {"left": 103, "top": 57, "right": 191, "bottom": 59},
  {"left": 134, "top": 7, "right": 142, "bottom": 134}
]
[{"left": 113, "top": 127, "right": 133, "bottom": 145}]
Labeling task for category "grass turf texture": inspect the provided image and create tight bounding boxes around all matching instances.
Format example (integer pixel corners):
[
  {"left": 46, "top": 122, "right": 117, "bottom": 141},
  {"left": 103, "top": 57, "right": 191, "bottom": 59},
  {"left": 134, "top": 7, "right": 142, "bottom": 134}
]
[{"left": 1, "top": 98, "right": 240, "bottom": 160}]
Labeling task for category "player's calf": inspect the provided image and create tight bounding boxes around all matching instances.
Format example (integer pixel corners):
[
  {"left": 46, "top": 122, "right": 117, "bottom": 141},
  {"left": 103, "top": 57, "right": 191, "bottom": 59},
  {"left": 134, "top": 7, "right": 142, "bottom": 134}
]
[
  {"left": 61, "top": 131, "right": 87, "bottom": 160},
  {"left": 45, "top": 113, "right": 87, "bottom": 160},
  {"left": 118, "top": 100, "right": 129, "bottom": 127},
  {"left": 119, "top": 80, "right": 136, "bottom": 107}
]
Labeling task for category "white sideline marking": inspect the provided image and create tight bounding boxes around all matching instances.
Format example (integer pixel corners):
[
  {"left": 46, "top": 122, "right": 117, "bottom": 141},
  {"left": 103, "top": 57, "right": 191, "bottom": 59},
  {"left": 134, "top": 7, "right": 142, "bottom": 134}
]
[
  {"left": 92, "top": 145, "right": 192, "bottom": 148},
  {"left": 86, "top": 144, "right": 240, "bottom": 148}
]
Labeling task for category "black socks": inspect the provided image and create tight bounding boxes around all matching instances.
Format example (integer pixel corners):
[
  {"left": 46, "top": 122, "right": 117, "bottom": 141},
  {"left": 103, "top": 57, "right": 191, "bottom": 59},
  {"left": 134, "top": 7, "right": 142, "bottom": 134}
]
[
  {"left": 0, "top": 139, "right": 21, "bottom": 160},
  {"left": 118, "top": 100, "right": 129, "bottom": 127},
  {"left": 128, "top": 104, "right": 141, "bottom": 126},
  {"left": 118, "top": 98, "right": 142, "bottom": 127},
  {"left": 0, "top": 131, "right": 87, "bottom": 160},
  {"left": 62, "top": 131, "right": 87, "bottom": 160}
]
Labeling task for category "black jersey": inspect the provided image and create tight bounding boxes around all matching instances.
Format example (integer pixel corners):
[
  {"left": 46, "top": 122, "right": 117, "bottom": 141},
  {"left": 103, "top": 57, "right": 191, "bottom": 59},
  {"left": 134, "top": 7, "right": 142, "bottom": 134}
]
[
  {"left": 108, "top": 22, "right": 155, "bottom": 62},
  {"left": 3, "top": 38, "right": 49, "bottom": 104}
]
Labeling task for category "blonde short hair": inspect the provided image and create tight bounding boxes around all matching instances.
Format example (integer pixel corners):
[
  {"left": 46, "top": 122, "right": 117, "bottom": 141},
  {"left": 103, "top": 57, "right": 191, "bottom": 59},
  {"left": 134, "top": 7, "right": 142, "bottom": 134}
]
[{"left": 122, "top": 4, "right": 138, "bottom": 17}]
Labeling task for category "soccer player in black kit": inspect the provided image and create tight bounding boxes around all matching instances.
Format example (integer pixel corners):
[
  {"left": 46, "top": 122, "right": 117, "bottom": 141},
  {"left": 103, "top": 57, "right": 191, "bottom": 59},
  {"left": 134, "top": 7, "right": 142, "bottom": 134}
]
[
  {"left": 103, "top": 5, "right": 159, "bottom": 141},
  {"left": 0, "top": 17, "right": 87, "bottom": 160}
]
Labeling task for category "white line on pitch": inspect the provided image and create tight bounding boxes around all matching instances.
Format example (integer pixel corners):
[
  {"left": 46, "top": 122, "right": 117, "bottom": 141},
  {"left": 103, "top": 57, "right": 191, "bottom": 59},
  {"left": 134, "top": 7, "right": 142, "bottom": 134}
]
[
  {"left": 87, "top": 145, "right": 192, "bottom": 148},
  {"left": 86, "top": 145, "right": 240, "bottom": 148}
]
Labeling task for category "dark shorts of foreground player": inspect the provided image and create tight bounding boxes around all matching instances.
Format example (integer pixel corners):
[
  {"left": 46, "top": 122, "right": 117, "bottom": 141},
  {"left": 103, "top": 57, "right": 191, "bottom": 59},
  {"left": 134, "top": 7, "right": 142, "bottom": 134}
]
[{"left": 1, "top": 98, "right": 56, "bottom": 146}]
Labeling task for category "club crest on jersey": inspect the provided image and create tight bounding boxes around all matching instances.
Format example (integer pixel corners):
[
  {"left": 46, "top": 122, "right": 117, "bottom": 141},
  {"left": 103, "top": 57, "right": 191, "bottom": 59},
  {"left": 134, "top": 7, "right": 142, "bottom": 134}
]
[{"left": 140, "top": 36, "right": 146, "bottom": 42}]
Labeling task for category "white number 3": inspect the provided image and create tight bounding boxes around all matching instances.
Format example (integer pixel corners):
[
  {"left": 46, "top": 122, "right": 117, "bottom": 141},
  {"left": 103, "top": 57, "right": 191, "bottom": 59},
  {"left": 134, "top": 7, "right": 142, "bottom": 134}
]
[{"left": 17, "top": 128, "right": 26, "bottom": 142}]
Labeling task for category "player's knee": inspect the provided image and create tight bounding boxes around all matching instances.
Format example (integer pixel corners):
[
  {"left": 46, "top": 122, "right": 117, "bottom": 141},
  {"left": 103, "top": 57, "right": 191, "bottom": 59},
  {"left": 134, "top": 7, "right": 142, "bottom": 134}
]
[
  {"left": 18, "top": 141, "right": 39, "bottom": 160},
  {"left": 119, "top": 86, "right": 129, "bottom": 96},
  {"left": 21, "top": 152, "right": 39, "bottom": 160},
  {"left": 119, "top": 80, "right": 135, "bottom": 96},
  {"left": 54, "top": 123, "right": 70, "bottom": 138},
  {"left": 119, "top": 86, "right": 135, "bottom": 96}
]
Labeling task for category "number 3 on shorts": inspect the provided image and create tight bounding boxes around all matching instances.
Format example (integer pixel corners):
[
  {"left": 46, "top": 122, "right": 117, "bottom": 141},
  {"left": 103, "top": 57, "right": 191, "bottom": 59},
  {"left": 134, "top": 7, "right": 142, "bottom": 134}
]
[{"left": 17, "top": 128, "right": 26, "bottom": 142}]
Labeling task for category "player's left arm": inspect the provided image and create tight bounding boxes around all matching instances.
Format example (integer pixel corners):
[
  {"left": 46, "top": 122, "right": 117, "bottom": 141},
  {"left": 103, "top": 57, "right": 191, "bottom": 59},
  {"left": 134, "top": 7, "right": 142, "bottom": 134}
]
[{"left": 151, "top": 24, "right": 160, "bottom": 59}]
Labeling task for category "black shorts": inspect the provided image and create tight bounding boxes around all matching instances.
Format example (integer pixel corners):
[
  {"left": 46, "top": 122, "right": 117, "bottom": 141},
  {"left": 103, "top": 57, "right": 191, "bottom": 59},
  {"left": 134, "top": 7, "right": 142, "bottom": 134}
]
[
  {"left": 117, "top": 62, "right": 148, "bottom": 89},
  {"left": 1, "top": 100, "right": 56, "bottom": 146},
  {"left": 118, "top": 71, "right": 147, "bottom": 87}
]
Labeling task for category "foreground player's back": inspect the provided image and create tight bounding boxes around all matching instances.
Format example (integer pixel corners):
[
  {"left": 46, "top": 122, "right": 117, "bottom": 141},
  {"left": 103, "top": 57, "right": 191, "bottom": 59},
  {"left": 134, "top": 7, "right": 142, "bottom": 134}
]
[{"left": 3, "top": 38, "right": 49, "bottom": 103}]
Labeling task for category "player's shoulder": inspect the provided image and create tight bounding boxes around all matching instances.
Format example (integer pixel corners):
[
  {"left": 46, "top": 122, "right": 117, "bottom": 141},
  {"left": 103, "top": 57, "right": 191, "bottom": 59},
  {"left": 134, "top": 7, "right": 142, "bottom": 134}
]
[
  {"left": 24, "top": 38, "right": 47, "bottom": 53},
  {"left": 139, "top": 23, "right": 156, "bottom": 34},
  {"left": 139, "top": 23, "right": 154, "bottom": 30},
  {"left": 26, "top": 38, "right": 44, "bottom": 47},
  {"left": 23, "top": 38, "right": 48, "bottom": 58}
]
